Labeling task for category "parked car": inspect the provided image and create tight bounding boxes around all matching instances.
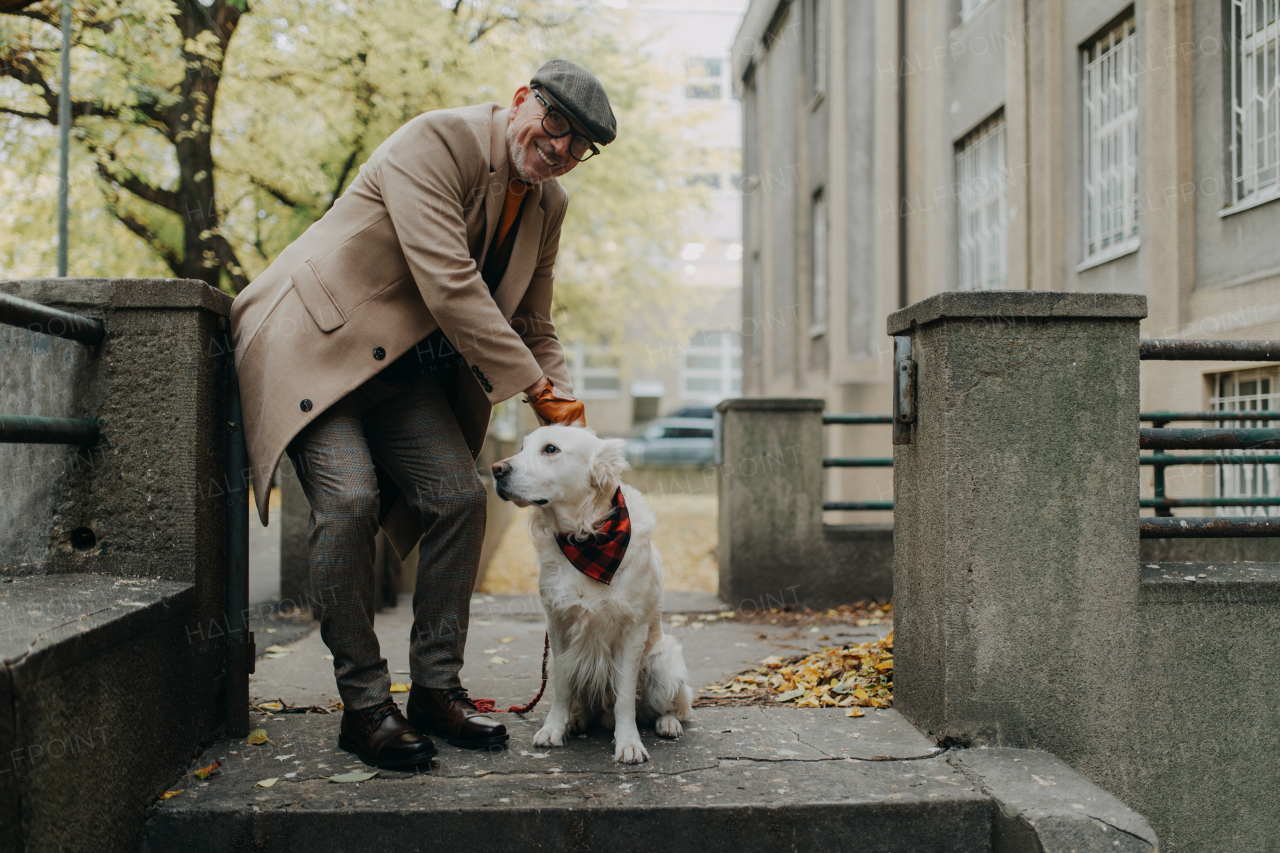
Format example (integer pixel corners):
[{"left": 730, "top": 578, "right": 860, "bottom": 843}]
[{"left": 623, "top": 416, "right": 716, "bottom": 466}]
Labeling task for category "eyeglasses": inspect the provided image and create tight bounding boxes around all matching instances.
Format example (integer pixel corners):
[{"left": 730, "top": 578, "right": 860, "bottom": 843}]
[{"left": 532, "top": 89, "right": 600, "bottom": 163}]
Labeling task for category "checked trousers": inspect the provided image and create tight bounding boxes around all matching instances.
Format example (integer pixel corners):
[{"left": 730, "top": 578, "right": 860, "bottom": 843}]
[{"left": 285, "top": 364, "right": 486, "bottom": 711}]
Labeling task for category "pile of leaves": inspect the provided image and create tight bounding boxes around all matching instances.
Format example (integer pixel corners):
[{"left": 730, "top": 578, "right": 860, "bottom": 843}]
[
  {"left": 731, "top": 600, "right": 892, "bottom": 628},
  {"left": 702, "top": 633, "right": 893, "bottom": 712}
]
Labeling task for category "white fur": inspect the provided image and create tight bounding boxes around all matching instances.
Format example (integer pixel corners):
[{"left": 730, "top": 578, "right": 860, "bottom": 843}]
[{"left": 493, "top": 426, "right": 694, "bottom": 764}]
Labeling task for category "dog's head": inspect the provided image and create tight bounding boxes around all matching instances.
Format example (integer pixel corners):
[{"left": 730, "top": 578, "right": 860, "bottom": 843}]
[{"left": 491, "top": 425, "right": 629, "bottom": 510}]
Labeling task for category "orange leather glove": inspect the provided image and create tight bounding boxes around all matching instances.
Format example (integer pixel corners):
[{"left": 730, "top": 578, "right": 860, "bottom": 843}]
[{"left": 524, "top": 379, "right": 586, "bottom": 426}]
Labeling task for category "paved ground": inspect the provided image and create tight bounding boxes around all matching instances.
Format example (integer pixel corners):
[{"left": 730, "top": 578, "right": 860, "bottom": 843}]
[{"left": 248, "top": 592, "right": 891, "bottom": 711}]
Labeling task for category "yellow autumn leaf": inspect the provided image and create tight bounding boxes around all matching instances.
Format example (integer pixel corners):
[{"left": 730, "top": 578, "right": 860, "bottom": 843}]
[
  {"left": 160, "top": 790, "right": 183, "bottom": 800},
  {"left": 246, "top": 728, "right": 274, "bottom": 746},
  {"left": 846, "top": 708, "right": 865, "bottom": 717},
  {"left": 256, "top": 778, "right": 279, "bottom": 788},
  {"left": 192, "top": 760, "right": 221, "bottom": 780},
  {"left": 389, "top": 683, "right": 409, "bottom": 693}
]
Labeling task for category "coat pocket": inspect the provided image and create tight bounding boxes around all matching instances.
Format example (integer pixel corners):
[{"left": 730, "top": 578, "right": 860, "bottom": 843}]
[{"left": 290, "top": 261, "right": 346, "bottom": 332}]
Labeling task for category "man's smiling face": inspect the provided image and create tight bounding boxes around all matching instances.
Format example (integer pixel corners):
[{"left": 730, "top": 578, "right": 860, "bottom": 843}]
[{"left": 506, "top": 86, "right": 582, "bottom": 184}]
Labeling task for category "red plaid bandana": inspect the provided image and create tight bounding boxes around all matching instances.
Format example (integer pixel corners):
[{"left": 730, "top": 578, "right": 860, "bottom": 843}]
[{"left": 555, "top": 487, "right": 631, "bottom": 585}]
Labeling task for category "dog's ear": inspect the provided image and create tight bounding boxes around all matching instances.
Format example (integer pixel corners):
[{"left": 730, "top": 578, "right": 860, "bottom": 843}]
[{"left": 589, "top": 438, "right": 630, "bottom": 492}]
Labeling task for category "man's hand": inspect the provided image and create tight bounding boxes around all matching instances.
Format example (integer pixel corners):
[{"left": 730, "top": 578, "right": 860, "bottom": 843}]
[{"left": 523, "top": 377, "right": 585, "bottom": 426}]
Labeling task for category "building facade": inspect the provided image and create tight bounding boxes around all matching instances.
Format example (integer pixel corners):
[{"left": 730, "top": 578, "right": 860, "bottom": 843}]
[
  {"left": 578, "top": 0, "right": 747, "bottom": 437},
  {"left": 735, "top": 0, "right": 1280, "bottom": 518}
]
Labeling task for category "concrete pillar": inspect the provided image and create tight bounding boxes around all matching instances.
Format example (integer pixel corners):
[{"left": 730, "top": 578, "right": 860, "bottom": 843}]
[
  {"left": 716, "top": 398, "right": 892, "bottom": 608},
  {"left": 889, "top": 290, "right": 1146, "bottom": 742}
]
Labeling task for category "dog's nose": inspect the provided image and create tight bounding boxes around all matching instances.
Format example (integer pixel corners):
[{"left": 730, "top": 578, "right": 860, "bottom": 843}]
[{"left": 492, "top": 460, "right": 511, "bottom": 478}]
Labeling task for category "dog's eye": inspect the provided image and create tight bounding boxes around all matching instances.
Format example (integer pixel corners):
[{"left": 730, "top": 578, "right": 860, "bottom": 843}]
[{"left": 543, "top": 444, "right": 559, "bottom": 454}]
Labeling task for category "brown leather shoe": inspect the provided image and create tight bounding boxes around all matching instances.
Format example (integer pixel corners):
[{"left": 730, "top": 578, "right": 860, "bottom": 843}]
[
  {"left": 407, "top": 684, "right": 509, "bottom": 749},
  {"left": 338, "top": 699, "right": 437, "bottom": 768}
]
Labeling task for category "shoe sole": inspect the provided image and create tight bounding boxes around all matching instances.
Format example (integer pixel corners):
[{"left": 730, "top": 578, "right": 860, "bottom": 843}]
[
  {"left": 434, "top": 731, "right": 510, "bottom": 750},
  {"left": 337, "top": 732, "right": 437, "bottom": 768}
]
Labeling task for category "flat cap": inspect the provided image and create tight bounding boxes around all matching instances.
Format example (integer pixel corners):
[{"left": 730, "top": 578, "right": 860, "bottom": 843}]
[{"left": 530, "top": 59, "right": 617, "bottom": 145}]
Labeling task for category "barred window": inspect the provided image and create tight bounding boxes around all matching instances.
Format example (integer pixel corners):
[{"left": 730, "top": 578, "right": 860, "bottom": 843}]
[
  {"left": 1212, "top": 369, "right": 1280, "bottom": 517},
  {"left": 955, "top": 114, "right": 1008, "bottom": 291},
  {"left": 1082, "top": 17, "right": 1139, "bottom": 265},
  {"left": 1229, "top": 0, "right": 1280, "bottom": 207}
]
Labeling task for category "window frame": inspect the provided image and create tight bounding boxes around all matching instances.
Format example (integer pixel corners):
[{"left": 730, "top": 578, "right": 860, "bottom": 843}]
[
  {"left": 564, "top": 342, "right": 622, "bottom": 400},
  {"left": 679, "top": 330, "right": 743, "bottom": 400},
  {"left": 955, "top": 112, "right": 1009, "bottom": 292},
  {"left": 1226, "top": 0, "right": 1280, "bottom": 213},
  {"left": 809, "top": 188, "right": 828, "bottom": 337},
  {"left": 1211, "top": 367, "right": 1280, "bottom": 516},
  {"left": 1080, "top": 16, "right": 1140, "bottom": 270}
]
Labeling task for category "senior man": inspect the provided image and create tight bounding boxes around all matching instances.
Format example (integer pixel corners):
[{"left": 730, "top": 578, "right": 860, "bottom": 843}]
[{"left": 230, "top": 60, "right": 611, "bottom": 768}]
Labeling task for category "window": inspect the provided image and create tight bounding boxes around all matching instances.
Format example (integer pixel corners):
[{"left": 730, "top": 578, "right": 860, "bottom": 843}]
[
  {"left": 565, "top": 343, "right": 621, "bottom": 399},
  {"left": 955, "top": 114, "right": 1008, "bottom": 291},
  {"left": 805, "top": 0, "right": 829, "bottom": 99},
  {"left": 810, "top": 190, "right": 827, "bottom": 335},
  {"left": 1211, "top": 369, "right": 1280, "bottom": 516},
  {"left": 1230, "top": 0, "right": 1280, "bottom": 207},
  {"left": 1082, "top": 17, "right": 1139, "bottom": 265},
  {"left": 960, "top": 0, "right": 991, "bottom": 25},
  {"left": 680, "top": 330, "right": 742, "bottom": 399},
  {"left": 685, "top": 57, "right": 724, "bottom": 100}
]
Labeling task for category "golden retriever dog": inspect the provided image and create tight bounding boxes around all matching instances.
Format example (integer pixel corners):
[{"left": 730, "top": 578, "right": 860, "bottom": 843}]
[{"left": 491, "top": 425, "right": 693, "bottom": 764}]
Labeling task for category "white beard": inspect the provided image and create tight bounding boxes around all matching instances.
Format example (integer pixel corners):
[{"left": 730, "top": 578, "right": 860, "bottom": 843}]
[{"left": 507, "top": 120, "right": 548, "bottom": 184}]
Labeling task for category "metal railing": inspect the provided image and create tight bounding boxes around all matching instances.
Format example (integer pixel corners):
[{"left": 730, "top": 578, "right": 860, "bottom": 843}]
[
  {"left": 821, "top": 413, "right": 894, "bottom": 511},
  {"left": 1139, "top": 339, "right": 1280, "bottom": 536},
  {"left": 1, "top": 293, "right": 104, "bottom": 447},
  {"left": 819, "top": 339, "right": 1280, "bottom": 534}
]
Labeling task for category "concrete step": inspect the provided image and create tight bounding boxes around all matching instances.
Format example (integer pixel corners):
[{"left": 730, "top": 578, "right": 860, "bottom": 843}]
[{"left": 144, "top": 707, "right": 993, "bottom": 853}]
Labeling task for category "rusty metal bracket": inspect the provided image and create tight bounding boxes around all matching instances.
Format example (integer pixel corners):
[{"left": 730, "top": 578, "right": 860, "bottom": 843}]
[{"left": 892, "top": 335, "right": 916, "bottom": 446}]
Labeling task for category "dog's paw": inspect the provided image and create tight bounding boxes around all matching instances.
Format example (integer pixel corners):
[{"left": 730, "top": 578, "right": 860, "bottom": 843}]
[
  {"left": 614, "top": 736, "right": 649, "bottom": 764},
  {"left": 655, "top": 714, "right": 683, "bottom": 738},
  {"left": 533, "top": 724, "right": 568, "bottom": 747}
]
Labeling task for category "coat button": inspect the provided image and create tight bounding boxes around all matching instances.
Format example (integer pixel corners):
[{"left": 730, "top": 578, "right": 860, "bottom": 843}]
[
  {"left": 373, "top": 347, "right": 386, "bottom": 360},
  {"left": 300, "top": 399, "right": 312, "bottom": 412}
]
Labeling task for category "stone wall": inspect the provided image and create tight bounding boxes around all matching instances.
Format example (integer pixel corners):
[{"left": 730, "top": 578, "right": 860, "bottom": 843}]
[{"left": 890, "top": 291, "right": 1280, "bottom": 853}]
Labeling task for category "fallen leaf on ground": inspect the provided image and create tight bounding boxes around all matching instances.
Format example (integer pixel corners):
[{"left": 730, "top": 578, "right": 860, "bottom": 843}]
[
  {"left": 489, "top": 656, "right": 509, "bottom": 665},
  {"left": 256, "top": 778, "right": 278, "bottom": 788},
  {"left": 389, "top": 683, "right": 409, "bottom": 693},
  {"left": 246, "top": 729, "right": 274, "bottom": 745},
  {"left": 192, "top": 760, "right": 221, "bottom": 780},
  {"left": 160, "top": 790, "right": 182, "bottom": 800},
  {"left": 483, "top": 649, "right": 498, "bottom": 654},
  {"left": 703, "top": 632, "right": 894, "bottom": 710},
  {"left": 264, "top": 645, "right": 292, "bottom": 654},
  {"left": 846, "top": 708, "right": 865, "bottom": 717},
  {"left": 499, "top": 637, "right": 516, "bottom": 644},
  {"left": 329, "top": 771, "right": 378, "bottom": 783}
]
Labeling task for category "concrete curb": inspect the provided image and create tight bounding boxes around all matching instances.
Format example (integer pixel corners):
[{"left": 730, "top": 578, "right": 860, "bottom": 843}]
[{"left": 947, "top": 748, "right": 1158, "bottom": 853}]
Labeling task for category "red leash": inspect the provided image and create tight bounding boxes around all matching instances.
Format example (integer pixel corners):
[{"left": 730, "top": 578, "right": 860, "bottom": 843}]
[{"left": 472, "top": 631, "right": 549, "bottom": 715}]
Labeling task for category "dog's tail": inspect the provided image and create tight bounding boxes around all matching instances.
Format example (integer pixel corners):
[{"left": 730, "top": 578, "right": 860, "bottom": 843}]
[{"left": 642, "top": 633, "right": 694, "bottom": 722}]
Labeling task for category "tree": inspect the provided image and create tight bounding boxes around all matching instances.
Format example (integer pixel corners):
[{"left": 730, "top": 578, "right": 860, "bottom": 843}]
[
  {"left": 1, "top": 0, "right": 695, "bottom": 364},
  {"left": 1, "top": 0, "right": 248, "bottom": 289}
]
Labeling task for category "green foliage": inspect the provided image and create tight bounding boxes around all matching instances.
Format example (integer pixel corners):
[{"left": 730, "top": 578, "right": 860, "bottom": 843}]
[{"left": 0, "top": 0, "right": 694, "bottom": 348}]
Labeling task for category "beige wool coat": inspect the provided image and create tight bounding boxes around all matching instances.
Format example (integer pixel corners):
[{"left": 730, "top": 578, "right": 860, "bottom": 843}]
[{"left": 230, "top": 103, "right": 573, "bottom": 559}]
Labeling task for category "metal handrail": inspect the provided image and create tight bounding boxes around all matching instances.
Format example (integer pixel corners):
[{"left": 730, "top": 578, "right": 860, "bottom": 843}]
[
  {"left": 0, "top": 415, "right": 99, "bottom": 445},
  {"left": 0, "top": 291, "right": 104, "bottom": 346},
  {"left": 1140, "top": 454, "right": 1280, "bottom": 465},
  {"left": 822, "top": 414, "right": 894, "bottom": 425},
  {"left": 1139, "top": 339, "right": 1280, "bottom": 360},
  {"left": 823, "top": 456, "right": 892, "bottom": 468},
  {"left": 1141, "top": 411, "right": 1280, "bottom": 422},
  {"left": 1141, "top": 428, "right": 1280, "bottom": 450},
  {"left": 1140, "top": 517, "right": 1280, "bottom": 537}
]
